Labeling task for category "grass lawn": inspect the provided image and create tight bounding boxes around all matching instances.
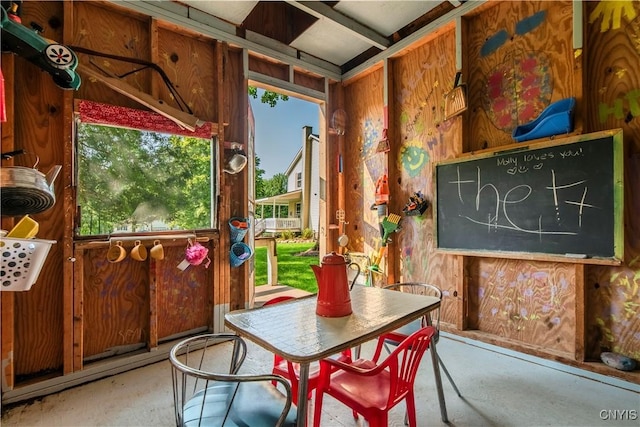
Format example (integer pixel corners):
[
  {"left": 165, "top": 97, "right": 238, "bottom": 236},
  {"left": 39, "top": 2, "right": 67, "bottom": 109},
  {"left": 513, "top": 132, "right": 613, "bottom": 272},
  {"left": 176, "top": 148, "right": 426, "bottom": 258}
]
[{"left": 254, "top": 242, "right": 319, "bottom": 293}]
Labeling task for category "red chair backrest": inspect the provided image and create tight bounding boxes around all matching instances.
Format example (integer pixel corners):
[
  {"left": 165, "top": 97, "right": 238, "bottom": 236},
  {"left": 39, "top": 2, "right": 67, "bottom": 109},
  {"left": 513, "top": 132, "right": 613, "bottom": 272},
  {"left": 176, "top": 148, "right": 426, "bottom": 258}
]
[
  {"left": 263, "top": 295, "right": 296, "bottom": 306},
  {"left": 382, "top": 325, "right": 436, "bottom": 408},
  {"left": 262, "top": 296, "right": 297, "bottom": 373}
]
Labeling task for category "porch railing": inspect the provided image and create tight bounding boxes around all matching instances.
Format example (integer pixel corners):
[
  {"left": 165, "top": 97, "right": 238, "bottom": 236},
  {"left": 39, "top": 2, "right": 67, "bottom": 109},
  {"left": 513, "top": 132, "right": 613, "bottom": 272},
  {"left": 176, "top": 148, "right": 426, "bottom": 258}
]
[{"left": 254, "top": 217, "right": 301, "bottom": 234}]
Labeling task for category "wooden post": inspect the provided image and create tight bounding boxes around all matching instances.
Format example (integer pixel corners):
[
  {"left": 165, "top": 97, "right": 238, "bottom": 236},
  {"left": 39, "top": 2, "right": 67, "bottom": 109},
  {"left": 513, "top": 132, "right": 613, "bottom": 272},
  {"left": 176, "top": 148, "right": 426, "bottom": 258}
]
[
  {"left": 574, "top": 264, "right": 586, "bottom": 361},
  {"left": 213, "top": 41, "right": 229, "bottom": 332},
  {"left": 384, "top": 58, "right": 396, "bottom": 284},
  {"left": 1, "top": 53, "right": 16, "bottom": 391},
  {"left": 62, "top": 0, "right": 75, "bottom": 376},
  {"left": 255, "top": 238, "right": 278, "bottom": 285},
  {"left": 72, "top": 248, "right": 84, "bottom": 372}
]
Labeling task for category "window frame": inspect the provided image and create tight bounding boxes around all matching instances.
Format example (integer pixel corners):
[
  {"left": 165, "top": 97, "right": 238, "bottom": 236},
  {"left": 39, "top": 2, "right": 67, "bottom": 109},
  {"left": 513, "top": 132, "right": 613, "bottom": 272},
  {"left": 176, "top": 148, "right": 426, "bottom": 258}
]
[{"left": 73, "top": 100, "right": 220, "bottom": 238}]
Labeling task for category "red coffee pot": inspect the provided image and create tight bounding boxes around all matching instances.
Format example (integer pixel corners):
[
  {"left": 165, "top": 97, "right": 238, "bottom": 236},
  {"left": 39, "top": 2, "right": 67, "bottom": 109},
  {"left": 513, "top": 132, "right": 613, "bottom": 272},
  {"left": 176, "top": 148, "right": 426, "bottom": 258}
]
[{"left": 311, "top": 252, "right": 360, "bottom": 317}]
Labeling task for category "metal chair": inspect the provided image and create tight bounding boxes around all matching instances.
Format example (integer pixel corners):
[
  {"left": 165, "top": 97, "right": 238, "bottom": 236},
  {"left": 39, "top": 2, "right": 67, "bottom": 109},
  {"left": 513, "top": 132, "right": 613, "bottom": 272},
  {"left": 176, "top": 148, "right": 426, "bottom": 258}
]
[
  {"left": 313, "top": 326, "right": 437, "bottom": 427},
  {"left": 373, "top": 283, "right": 461, "bottom": 397},
  {"left": 344, "top": 252, "right": 371, "bottom": 286},
  {"left": 169, "top": 333, "right": 297, "bottom": 426},
  {"left": 264, "top": 296, "right": 352, "bottom": 405}
]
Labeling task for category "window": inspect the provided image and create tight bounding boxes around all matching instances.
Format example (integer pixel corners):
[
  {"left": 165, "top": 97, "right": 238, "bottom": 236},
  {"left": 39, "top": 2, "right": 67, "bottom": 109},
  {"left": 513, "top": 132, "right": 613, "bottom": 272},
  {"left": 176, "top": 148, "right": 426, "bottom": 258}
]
[
  {"left": 296, "top": 172, "right": 302, "bottom": 189},
  {"left": 75, "top": 101, "right": 217, "bottom": 236},
  {"left": 295, "top": 202, "right": 301, "bottom": 218}
]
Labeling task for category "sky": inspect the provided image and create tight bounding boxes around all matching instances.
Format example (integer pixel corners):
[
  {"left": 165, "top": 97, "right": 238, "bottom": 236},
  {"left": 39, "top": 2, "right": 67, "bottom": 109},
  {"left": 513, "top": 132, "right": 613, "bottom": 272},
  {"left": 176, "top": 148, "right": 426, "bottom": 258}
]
[{"left": 250, "top": 89, "right": 319, "bottom": 179}]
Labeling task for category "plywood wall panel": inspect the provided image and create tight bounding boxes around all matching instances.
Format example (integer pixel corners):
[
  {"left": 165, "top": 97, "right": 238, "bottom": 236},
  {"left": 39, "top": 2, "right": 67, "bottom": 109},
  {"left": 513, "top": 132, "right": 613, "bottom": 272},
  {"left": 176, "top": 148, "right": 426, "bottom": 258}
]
[
  {"left": 82, "top": 250, "right": 148, "bottom": 359},
  {"left": 322, "top": 82, "right": 343, "bottom": 256},
  {"left": 466, "top": 1, "right": 575, "bottom": 150},
  {"left": 157, "top": 29, "right": 217, "bottom": 122},
  {"left": 467, "top": 257, "right": 576, "bottom": 355},
  {"left": 156, "top": 245, "right": 211, "bottom": 339},
  {"left": 459, "top": 0, "right": 586, "bottom": 353},
  {"left": 12, "top": 0, "right": 66, "bottom": 380},
  {"left": 293, "top": 71, "right": 324, "bottom": 94},
  {"left": 390, "top": 28, "right": 462, "bottom": 325},
  {"left": 73, "top": 1, "right": 151, "bottom": 109},
  {"left": 225, "top": 48, "right": 249, "bottom": 312},
  {"left": 584, "top": 0, "right": 640, "bottom": 362},
  {"left": 0, "top": 53, "right": 16, "bottom": 388},
  {"left": 584, "top": 2, "right": 640, "bottom": 145},
  {"left": 249, "top": 56, "right": 289, "bottom": 82},
  {"left": 343, "top": 72, "right": 384, "bottom": 281}
]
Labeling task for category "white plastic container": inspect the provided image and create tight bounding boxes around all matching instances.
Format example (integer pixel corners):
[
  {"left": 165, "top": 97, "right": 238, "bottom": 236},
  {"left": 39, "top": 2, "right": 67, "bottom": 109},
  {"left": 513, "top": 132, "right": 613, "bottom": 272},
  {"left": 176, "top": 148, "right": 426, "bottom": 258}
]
[{"left": 0, "top": 237, "right": 56, "bottom": 291}]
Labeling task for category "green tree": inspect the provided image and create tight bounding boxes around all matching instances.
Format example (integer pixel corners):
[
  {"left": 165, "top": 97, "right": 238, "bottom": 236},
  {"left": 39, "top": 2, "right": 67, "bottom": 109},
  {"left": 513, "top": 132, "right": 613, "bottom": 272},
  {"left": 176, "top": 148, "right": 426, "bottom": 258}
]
[
  {"left": 254, "top": 156, "right": 274, "bottom": 218},
  {"left": 264, "top": 173, "right": 287, "bottom": 196},
  {"left": 249, "top": 86, "right": 289, "bottom": 218},
  {"left": 77, "top": 124, "right": 211, "bottom": 235},
  {"left": 255, "top": 156, "right": 266, "bottom": 199},
  {"left": 254, "top": 167, "right": 288, "bottom": 218},
  {"left": 248, "top": 86, "right": 289, "bottom": 107}
]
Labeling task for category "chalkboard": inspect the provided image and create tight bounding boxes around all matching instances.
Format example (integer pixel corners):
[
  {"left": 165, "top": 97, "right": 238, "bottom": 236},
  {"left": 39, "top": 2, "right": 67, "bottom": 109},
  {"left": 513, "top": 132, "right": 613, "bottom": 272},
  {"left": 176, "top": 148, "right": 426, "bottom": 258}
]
[{"left": 434, "top": 129, "right": 624, "bottom": 262}]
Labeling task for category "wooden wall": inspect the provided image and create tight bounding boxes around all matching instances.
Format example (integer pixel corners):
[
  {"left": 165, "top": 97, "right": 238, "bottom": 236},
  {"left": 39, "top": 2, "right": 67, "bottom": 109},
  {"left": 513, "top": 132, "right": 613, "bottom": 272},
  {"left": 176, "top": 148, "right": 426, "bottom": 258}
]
[
  {"left": 4, "top": 0, "right": 68, "bottom": 383},
  {"left": 584, "top": 0, "right": 640, "bottom": 366},
  {"left": 0, "top": 0, "right": 241, "bottom": 394},
  {"left": 340, "top": 0, "right": 639, "bottom": 383},
  {"left": 2, "top": 0, "right": 639, "bottom": 401},
  {"left": 463, "top": 1, "right": 582, "bottom": 358},
  {"left": 342, "top": 71, "right": 387, "bottom": 286}
]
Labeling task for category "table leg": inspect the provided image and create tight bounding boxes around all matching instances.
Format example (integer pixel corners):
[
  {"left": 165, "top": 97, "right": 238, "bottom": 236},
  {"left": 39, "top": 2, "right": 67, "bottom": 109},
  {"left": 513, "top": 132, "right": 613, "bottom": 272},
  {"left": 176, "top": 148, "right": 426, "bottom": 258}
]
[
  {"left": 429, "top": 340, "right": 448, "bottom": 422},
  {"left": 296, "top": 362, "right": 310, "bottom": 427}
]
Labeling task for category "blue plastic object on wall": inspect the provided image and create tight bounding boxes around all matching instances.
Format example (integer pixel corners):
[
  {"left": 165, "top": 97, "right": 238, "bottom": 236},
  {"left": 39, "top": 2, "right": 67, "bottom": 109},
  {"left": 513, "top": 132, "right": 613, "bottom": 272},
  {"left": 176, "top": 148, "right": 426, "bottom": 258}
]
[{"left": 512, "top": 97, "right": 576, "bottom": 143}]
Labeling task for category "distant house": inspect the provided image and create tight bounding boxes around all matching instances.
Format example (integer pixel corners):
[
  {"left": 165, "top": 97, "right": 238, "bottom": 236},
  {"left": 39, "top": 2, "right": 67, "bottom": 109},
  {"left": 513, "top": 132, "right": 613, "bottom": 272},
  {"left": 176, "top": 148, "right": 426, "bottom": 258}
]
[{"left": 255, "top": 126, "right": 319, "bottom": 237}]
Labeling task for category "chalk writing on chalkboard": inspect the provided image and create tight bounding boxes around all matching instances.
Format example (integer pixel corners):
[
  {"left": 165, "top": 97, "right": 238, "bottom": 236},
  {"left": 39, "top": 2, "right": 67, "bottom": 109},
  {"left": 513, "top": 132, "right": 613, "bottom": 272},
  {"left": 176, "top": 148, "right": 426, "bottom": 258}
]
[{"left": 434, "top": 129, "right": 623, "bottom": 262}]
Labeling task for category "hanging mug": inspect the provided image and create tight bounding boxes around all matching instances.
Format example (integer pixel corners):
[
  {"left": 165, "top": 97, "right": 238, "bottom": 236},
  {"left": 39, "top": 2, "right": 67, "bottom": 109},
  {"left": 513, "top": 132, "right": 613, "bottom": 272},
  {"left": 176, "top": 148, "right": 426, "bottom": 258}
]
[
  {"left": 130, "top": 240, "right": 147, "bottom": 261},
  {"left": 107, "top": 241, "right": 126, "bottom": 263},
  {"left": 150, "top": 240, "right": 164, "bottom": 260}
]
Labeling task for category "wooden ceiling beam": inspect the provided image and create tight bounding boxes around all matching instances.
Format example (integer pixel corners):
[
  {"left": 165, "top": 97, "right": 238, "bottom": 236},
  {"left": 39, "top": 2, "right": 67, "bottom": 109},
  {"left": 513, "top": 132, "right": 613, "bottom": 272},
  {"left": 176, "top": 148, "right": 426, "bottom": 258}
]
[{"left": 286, "top": 1, "right": 390, "bottom": 50}]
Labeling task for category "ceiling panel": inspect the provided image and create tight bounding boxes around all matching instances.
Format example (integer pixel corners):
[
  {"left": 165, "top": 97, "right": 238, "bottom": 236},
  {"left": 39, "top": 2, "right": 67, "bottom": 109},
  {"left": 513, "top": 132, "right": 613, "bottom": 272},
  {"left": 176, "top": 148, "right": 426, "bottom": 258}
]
[
  {"left": 333, "top": 1, "right": 442, "bottom": 36},
  {"left": 180, "top": 0, "right": 258, "bottom": 25},
  {"left": 148, "top": 1, "right": 461, "bottom": 72},
  {"left": 289, "top": 18, "right": 373, "bottom": 66}
]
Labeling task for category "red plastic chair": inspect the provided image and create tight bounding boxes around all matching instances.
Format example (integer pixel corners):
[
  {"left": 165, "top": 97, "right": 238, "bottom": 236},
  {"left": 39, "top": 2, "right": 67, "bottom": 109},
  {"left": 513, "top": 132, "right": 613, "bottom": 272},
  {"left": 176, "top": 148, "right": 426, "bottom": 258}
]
[
  {"left": 263, "top": 296, "right": 352, "bottom": 405},
  {"left": 313, "top": 326, "right": 437, "bottom": 427},
  {"left": 373, "top": 283, "right": 461, "bottom": 397}
]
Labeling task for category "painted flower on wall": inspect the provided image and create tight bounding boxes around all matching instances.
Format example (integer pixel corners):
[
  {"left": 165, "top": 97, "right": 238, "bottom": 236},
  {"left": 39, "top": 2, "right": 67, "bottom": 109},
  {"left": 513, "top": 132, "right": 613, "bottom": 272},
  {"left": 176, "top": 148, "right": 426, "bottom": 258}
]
[{"left": 483, "top": 50, "right": 553, "bottom": 133}]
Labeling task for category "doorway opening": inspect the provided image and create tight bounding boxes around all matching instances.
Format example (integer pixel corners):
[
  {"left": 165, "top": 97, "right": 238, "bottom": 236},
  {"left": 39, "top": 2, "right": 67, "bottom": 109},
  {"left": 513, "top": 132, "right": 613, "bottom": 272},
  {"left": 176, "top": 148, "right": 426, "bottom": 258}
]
[{"left": 248, "top": 86, "right": 322, "bottom": 300}]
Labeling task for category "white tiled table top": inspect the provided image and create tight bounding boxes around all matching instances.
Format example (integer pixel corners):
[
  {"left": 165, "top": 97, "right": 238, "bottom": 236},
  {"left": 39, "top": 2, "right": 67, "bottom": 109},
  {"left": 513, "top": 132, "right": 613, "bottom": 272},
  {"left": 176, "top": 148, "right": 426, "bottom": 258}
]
[{"left": 224, "top": 285, "right": 440, "bottom": 363}]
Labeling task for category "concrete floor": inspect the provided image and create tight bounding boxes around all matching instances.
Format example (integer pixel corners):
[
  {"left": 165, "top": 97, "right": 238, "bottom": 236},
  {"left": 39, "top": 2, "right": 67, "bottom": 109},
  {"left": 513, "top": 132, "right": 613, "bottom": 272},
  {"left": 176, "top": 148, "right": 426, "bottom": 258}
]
[{"left": 2, "top": 330, "right": 638, "bottom": 427}]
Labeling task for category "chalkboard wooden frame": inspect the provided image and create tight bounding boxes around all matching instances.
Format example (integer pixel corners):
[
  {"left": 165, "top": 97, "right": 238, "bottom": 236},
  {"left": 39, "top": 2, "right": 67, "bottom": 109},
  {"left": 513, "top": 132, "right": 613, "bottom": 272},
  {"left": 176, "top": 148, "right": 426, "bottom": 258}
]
[{"left": 434, "top": 129, "right": 624, "bottom": 265}]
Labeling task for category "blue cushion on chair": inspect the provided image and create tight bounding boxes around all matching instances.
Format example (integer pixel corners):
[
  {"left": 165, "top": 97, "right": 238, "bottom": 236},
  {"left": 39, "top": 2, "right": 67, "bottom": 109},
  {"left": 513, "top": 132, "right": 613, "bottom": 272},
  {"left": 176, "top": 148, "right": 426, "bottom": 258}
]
[
  {"left": 183, "top": 383, "right": 233, "bottom": 426},
  {"left": 183, "top": 381, "right": 297, "bottom": 427}
]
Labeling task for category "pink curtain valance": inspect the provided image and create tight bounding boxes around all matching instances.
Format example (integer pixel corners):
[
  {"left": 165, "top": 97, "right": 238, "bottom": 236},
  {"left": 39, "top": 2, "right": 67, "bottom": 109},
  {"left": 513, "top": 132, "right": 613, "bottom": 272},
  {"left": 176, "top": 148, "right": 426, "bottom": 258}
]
[{"left": 77, "top": 100, "right": 212, "bottom": 139}]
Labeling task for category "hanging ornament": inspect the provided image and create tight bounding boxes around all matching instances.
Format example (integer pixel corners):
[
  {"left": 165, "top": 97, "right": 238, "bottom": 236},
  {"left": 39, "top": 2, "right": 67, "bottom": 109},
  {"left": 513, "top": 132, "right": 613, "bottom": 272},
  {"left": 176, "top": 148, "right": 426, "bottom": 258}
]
[{"left": 185, "top": 239, "right": 210, "bottom": 268}]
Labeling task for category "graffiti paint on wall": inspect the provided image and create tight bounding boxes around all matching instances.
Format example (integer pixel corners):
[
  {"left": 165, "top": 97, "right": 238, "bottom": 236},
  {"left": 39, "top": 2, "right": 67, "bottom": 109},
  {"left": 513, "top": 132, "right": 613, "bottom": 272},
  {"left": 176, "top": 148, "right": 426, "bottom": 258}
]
[
  {"left": 483, "top": 50, "right": 553, "bottom": 132},
  {"left": 480, "top": 10, "right": 547, "bottom": 58},
  {"left": 361, "top": 117, "right": 385, "bottom": 180},
  {"left": 478, "top": 10, "right": 555, "bottom": 133},
  {"left": 470, "top": 264, "right": 575, "bottom": 351},
  {"left": 589, "top": 0, "right": 637, "bottom": 32},
  {"left": 593, "top": 258, "right": 640, "bottom": 360},
  {"left": 590, "top": 2, "right": 640, "bottom": 124},
  {"left": 398, "top": 140, "right": 429, "bottom": 178},
  {"left": 397, "top": 80, "right": 454, "bottom": 177}
]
